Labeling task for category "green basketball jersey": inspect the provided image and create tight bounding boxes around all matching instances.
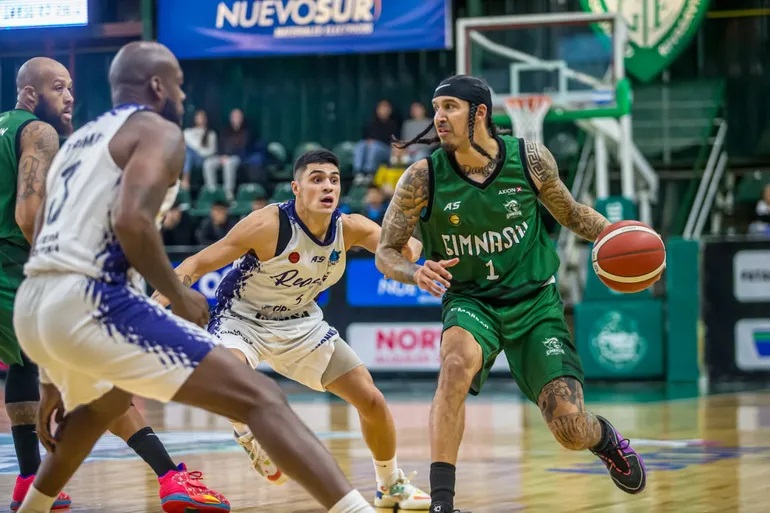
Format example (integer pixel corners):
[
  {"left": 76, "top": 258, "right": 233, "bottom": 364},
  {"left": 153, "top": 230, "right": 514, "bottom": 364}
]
[
  {"left": 0, "top": 109, "right": 39, "bottom": 250},
  {"left": 419, "top": 135, "right": 560, "bottom": 302}
]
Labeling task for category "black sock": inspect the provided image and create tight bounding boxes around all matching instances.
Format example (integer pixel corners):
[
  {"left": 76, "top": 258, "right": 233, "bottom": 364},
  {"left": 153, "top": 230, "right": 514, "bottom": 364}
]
[
  {"left": 126, "top": 427, "right": 177, "bottom": 477},
  {"left": 430, "top": 461, "right": 456, "bottom": 507},
  {"left": 591, "top": 416, "right": 609, "bottom": 452},
  {"left": 12, "top": 424, "right": 41, "bottom": 477}
]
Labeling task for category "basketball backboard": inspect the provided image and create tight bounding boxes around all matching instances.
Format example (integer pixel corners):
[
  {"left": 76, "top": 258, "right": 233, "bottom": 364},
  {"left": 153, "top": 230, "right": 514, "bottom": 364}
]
[{"left": 456, "top": 12, "right": 631, "bottom": 126}]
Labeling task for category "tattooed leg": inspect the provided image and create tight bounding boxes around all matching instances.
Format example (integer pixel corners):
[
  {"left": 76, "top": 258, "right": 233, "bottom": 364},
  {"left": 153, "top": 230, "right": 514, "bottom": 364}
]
[
  {"left": 538, "top": 378, "right": 648, "bottom": 494},
  {"left": 537, "top": 377, "right": 602, "bottom": 451}
]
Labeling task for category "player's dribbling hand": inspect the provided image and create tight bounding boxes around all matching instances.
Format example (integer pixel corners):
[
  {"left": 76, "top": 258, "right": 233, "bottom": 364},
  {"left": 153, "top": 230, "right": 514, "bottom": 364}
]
[
  {"left": 414, "top": 258, "right": 459, "bottom": 297},
  {"left": 171, "top": 288, "right": 210, "bottom": 328},
  {"left": 37, "top": 383, "right": 64, "bottom": 453}
]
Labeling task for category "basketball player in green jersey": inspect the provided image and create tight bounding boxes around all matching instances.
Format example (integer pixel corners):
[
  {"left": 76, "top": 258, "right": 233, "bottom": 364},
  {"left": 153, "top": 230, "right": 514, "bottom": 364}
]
[
  {"left": 1, "top": 57, "right": 228, "bottom": 512},
  {"left": 375, "top": 75, "right": 648, "bottom": 512}
]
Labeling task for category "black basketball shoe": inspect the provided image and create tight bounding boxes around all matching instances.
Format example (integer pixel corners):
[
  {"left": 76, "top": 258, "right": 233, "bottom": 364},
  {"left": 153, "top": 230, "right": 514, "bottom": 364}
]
[{"left": 590, "top": 415, "right": 647, "bottom": 494}]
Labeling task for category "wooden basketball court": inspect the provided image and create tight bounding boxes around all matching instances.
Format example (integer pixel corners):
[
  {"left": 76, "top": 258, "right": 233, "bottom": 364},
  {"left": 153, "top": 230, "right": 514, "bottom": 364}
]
[{"left": 2, "top": 379, "right": 769, "bottom": 512}]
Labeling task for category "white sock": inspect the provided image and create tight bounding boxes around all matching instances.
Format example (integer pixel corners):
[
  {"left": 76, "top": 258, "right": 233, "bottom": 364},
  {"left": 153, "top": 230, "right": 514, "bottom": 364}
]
[
  {"left": 373, "top": 456, "right": 398, "bottom": 486},
  {"left": 328, "top": 489, "right": 373, "bottom": 513},
  {"left": 230, "top": 420, "right": 251, "bottom": 437},
  {"left": 17, "top": 485, "right": 56, "bottom": 513}
]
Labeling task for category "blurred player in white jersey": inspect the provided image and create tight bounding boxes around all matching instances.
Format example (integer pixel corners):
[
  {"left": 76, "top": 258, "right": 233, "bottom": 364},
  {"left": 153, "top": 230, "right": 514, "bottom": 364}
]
[
  {"left": 12, "top": 41, "right": 374, "bottom": 513},
  {"left": 154, "top": 149, "right": 431, "bottom": 510}
]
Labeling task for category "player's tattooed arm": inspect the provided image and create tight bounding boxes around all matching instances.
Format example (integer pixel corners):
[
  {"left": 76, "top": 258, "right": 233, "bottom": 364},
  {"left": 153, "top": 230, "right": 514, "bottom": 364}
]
[
  {"left": 524, "top": 140, "right": 610, "bottom": 241},
  {"left": 15, "top": 121, "right": 60, "bottom": 243},
  {"left": 344, "top": 213, "right": 423, "bottom": 262},
  {"left": 375, "top": 160, "right": 430, "bottom": 284}
]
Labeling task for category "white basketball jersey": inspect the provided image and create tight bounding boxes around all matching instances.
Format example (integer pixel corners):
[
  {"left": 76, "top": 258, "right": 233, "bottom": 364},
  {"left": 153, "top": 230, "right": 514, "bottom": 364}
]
[
  {"left": 213, "top": 201, "right": 346, "bottom": 321},
  {"left": 25, "top": 104, "right": 179, "bottom": 285}
]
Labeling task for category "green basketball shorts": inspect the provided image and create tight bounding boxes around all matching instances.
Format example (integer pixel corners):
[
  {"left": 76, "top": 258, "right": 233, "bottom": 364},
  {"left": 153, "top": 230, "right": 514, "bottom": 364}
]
[
  {"left": 441, "top": 283, "right": 584, "bottom": 403},
  {"left": 0, "top": 241, "right": 29, "bottom": 365}
]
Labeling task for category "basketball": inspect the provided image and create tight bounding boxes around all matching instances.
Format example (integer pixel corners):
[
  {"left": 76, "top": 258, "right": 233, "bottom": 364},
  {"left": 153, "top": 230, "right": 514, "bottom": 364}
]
[{"left": 591, "top": 220, "right": 666, "bottom": 293}]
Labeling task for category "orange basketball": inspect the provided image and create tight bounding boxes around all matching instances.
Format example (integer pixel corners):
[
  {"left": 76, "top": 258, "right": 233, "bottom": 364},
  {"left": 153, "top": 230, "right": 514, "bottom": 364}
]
[{"left": 591, "top": 220, "right": 666, "bottom": 293}]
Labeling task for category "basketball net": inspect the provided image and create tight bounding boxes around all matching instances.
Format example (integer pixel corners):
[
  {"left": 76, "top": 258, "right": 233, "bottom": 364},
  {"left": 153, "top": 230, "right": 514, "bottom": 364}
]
[{"left": 503, "top": 95, "right": 552, "bottom": 144}]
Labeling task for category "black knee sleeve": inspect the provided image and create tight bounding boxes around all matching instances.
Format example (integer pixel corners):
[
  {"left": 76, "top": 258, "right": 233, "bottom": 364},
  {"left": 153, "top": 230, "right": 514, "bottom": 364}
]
[{"left": 5, "top": 351, "right": 40, "bottom": 404}]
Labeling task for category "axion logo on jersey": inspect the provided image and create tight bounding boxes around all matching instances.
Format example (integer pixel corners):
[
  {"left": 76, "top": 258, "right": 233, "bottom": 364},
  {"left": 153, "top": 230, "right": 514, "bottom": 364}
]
[{"left": 498, "top": 186, "right": 522, "bottom": 195}]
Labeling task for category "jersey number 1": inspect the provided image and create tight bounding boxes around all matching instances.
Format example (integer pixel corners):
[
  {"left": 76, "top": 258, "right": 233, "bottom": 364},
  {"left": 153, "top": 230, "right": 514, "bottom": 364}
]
[{"left": 485, "top": 260, "right": 500, "bottom": 281}]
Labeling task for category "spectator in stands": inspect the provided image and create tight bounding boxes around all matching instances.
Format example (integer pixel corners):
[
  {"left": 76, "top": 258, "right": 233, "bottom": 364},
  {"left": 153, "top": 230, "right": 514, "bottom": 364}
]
[
  {"left": 393, "top": 101, "right": 435, "bottom": 165},
  {"left": 182, "top": 109, "right": 217, "bottom": 190},
  {"left": 251, "top": 197, "right": 268, "bottom": 212},
  {"left": 161, "top": 200, "right": 196, "bottom": 247},
  {"left": 363, "top": 184, "right": 388, "bottom": 224},
  {"left": 352, "top": 99, "right": 400, "bottom": 183},
  {"left": 203, "top": 108, "right": 251, "bottom": 200},
  {"left": 196, "top": 200, "right": 237, "bottom": 245},
  {"left": 749, "top": 184, "right": 770, "bottom": 235}
]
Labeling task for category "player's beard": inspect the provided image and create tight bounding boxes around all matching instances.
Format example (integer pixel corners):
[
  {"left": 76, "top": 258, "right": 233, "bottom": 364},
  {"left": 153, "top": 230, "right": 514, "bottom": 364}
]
[
  {"left": 34, "top": 97, "right": 72, "bottom": 136},
  {"left": 440, "top": 141, "right": 459, "bottom": 153},
  {"left": 159, "top": 98, "right": 182, "bottom": 126}
]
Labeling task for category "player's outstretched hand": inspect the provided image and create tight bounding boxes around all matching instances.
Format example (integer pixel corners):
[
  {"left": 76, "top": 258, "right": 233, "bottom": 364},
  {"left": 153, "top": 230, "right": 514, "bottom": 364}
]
[
  {"left": 415, "top": 258, "right": 459, "bottom": 297},
  {"left": 37, "top": 383, "right": 64, "bottom": 453},
  {"left": 171, "top": 288, "right": 210, "bottom": 328}
]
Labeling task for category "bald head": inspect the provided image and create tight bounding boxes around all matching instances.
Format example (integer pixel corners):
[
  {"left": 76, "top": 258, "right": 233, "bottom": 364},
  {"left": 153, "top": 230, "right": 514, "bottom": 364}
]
[
  {"left": 109, "top": 41, "right": 185, "bottom": 125},
  {"left": 16, "top": 57, "right": 74, "bottom": 135},
  {"left": 16, "top": 57, "right": 69, "bottom": 92}
]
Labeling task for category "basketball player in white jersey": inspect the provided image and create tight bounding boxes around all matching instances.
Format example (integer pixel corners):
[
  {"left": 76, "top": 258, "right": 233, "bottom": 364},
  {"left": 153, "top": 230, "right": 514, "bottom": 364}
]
[
  {"left": 12, "top": 41, "right": 374, "bottom": 513},
  {"left": 153, "top": 149, "right": 431, "bottom": 510}
]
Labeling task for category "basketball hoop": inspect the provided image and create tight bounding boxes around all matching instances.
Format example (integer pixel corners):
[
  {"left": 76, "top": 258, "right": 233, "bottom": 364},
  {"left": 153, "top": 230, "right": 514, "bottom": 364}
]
[{"left": 503, "top": 95, "right": 552, "bottom": 144}]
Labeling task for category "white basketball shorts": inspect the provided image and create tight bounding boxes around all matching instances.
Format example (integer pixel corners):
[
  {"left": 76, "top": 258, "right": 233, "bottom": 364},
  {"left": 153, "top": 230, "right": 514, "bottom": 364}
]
[
  {"left": 208, "top": 304, "right": 360, "bottom": 392},
  {"left": 13, "top": 273, "right": 217, "bottom": 412}
]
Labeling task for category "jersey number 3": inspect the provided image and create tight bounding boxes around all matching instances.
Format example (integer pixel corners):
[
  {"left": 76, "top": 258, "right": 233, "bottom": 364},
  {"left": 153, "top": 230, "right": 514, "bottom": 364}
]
[
  {"left": 485, "top": 259, "right": 500, "bottom": 281},
  {"left": 45, "top": 161, "right": 81, "bottom": 224}
]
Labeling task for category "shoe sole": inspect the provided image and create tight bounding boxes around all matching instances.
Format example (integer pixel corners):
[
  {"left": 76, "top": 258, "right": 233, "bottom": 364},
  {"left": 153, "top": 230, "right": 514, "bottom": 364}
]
[
  {"left": 10, "top": 499, "right": 71, "bottom": 511},
  {"left": 161, "top": 494, "right": 230, "bottom": 513},
  {"left": 374, "top": 498, "right": 433, "bottom": 510}
]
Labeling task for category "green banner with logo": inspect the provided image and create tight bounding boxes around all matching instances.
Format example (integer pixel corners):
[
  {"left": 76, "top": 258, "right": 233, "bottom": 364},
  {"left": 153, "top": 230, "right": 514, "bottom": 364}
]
[
  {"left": 575, "top": 300, "right": 664, "bottom": 379},
  {"left": 580, "top": 0, "right": 711, "bottom": 82}
]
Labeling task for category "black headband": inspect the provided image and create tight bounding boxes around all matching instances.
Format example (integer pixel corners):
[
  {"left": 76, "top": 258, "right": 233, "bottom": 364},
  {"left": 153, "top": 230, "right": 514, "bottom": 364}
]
[{"left": 433, "top": 75, "right": 492, "bottom": 110}]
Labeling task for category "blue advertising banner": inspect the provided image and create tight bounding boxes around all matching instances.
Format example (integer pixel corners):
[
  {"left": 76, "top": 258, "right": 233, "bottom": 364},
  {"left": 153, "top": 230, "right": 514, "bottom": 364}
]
[
  {"left": 172, "top": 262, "right": 329, "bottom": 307},
  {"left": 157, "top": 0, "right": 452, "bottom": 59},
  {"left": 346, "top": 258, "right": 441, "bottom": 307}
]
